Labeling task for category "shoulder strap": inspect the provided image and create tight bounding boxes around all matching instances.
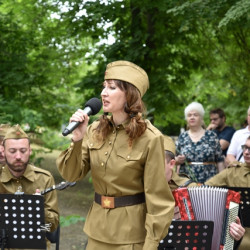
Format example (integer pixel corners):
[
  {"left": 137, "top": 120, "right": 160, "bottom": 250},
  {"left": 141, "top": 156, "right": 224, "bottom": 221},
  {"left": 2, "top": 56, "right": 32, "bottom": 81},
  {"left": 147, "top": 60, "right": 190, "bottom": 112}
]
[
  {"left": 237, "top": 152, "right": 243, "bottom": 162},
  {"left": 180, "top": 179, "right": 196, "bottom": 188}
]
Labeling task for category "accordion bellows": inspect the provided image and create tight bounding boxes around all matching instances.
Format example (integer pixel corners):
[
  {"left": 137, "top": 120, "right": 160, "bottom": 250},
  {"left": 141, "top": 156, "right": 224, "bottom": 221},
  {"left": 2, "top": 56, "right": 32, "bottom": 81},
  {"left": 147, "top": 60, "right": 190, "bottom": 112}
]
[{"left": 172, "top": 186, "right": 240, "bottom": 250}]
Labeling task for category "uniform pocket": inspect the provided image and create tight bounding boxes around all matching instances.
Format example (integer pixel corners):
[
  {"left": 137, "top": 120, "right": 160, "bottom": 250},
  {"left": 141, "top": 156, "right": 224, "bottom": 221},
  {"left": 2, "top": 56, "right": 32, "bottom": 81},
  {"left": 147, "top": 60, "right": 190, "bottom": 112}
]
[
  {"left": 87, "top": 139, "right": 105, "bottom": 150},
  {"left": 117, "top": 148, "right": 143, "bottom": 162}
]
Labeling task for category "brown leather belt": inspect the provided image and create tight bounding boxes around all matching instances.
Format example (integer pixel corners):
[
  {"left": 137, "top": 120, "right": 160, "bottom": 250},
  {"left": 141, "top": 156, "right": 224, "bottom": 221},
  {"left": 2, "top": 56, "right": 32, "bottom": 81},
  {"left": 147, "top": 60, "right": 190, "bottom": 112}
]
[
  {"left": 188, "top": 162, "right": 216, "bottom": 165},
  {"left": 95, "top": 192, "right": 145, "bottom": 209}
]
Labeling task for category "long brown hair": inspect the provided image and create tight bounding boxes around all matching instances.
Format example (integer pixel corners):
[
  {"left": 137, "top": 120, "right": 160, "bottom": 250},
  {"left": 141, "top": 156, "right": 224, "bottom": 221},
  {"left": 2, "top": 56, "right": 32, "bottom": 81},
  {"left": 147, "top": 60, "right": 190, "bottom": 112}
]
[{"left": 95, "top": 80, "right": 147, "bottom": 145}]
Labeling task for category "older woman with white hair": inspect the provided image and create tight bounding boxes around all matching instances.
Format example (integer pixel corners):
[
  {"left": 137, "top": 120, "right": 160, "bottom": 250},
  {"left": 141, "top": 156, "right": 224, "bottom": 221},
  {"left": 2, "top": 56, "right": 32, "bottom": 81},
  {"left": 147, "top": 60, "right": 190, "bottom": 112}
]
[{"left": 176, "top": 102, "right": 225, "bottom": 183}]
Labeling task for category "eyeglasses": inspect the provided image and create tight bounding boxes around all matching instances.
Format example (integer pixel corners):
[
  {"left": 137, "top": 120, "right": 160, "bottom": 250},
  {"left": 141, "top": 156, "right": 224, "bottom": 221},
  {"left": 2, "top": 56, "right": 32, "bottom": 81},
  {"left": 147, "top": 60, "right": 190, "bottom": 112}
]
[{"left": 241, "top": 145, "right": 250, "bottom": 153}]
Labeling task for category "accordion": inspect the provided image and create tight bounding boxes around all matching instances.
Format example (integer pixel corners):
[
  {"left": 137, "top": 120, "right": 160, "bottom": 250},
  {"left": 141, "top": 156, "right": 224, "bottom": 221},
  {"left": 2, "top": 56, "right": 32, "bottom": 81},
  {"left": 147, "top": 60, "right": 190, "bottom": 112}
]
[
  {"left": 223, "top": 186, "right": 250, "bottom": 228},
  {"left": 172, "top": 186, "right": 240, "bottom": 250}
]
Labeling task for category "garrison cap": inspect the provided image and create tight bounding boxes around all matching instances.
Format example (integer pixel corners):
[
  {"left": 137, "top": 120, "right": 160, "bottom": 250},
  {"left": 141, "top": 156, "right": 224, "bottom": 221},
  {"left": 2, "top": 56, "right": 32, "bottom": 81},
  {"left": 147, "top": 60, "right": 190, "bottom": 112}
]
[
  {"left": 104, "top": 60, "right": 149, "bottom": 97},
  {"left": 163, "top": 135, "right": 176, "bottom": 155},
  {"left": 4, "top": 124, "right": 28, "bottom": 141},
  {"left": 0, "top": 124, "right": 11, "bottom": 138}
]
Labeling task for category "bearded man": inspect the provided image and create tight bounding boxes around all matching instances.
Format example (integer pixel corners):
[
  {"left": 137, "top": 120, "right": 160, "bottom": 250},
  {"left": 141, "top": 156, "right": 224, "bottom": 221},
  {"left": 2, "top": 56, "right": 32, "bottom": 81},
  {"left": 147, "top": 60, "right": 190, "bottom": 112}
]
[{"left": 0, "top": 124, "right": 59, "bottom": 249}]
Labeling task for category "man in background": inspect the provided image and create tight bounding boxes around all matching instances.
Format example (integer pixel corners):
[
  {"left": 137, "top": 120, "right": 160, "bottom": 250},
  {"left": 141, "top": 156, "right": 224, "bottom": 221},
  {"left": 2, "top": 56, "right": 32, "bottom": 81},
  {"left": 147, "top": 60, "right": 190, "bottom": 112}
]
[
  {"left": 1, "top": 124, "right": 59, "bottom": 249},
  {"left": 207, "top": 108, "right": 235, "bottom": 156},
  {"left": 227, "top": 106, "right": 250, "bottom": 164}
]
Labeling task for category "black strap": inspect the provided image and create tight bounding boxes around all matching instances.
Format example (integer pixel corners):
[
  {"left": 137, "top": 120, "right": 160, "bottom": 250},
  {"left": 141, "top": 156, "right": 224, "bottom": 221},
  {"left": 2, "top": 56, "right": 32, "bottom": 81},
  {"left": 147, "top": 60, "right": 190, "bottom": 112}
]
[
  {"left": 237, "top": 152, "right": 243, "bottom": 162},
  {"left": 95, "top": 192, "right": 145, "bottom": 208},
  {"left": 180, "top": 179, "right": 197, "bottom": 188}
]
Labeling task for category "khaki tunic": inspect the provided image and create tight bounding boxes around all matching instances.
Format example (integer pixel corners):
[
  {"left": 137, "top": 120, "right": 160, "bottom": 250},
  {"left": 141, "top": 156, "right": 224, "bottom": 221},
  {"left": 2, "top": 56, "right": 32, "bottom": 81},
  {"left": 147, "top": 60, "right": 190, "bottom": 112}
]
[
  {"left": 168, "top": 170, "right": 199, "bottom": 191},
  {"left": 0, "top": 164, "right": 59, "bottom": 232},
  {"left": 205, "top": 163, "right": 250, "bottom": 250},
  {"left": 57, "top": 119, "right": 175, "bottom": 250}
]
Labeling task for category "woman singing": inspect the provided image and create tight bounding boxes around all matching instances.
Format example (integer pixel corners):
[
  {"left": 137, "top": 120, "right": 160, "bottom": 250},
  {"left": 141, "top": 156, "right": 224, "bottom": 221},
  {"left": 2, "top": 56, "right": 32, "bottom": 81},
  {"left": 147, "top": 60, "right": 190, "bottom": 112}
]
[{"left": 56, "top": 60, "right": 174, "bottom": 250}]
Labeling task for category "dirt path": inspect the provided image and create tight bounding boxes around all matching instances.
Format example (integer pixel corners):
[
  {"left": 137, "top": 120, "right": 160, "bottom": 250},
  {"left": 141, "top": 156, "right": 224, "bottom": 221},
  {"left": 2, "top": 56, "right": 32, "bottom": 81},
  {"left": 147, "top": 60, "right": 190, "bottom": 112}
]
[{"left": 36, "top": 147, "right": 94, "bottom": 250}]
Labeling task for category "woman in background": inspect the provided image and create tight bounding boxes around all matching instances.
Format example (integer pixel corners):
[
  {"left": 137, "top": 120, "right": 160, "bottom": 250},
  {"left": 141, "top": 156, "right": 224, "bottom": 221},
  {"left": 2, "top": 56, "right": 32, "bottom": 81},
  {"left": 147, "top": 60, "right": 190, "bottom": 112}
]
[{"left": 176, "top": 102, "right": 224, "bottom": 183}]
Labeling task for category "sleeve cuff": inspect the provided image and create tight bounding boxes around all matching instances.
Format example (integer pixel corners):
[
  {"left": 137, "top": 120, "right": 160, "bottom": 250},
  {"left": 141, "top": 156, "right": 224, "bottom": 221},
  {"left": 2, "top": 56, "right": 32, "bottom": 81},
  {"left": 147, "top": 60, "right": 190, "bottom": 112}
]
[
  {"left": 143, "top": 237, "right": 159, "bottom": 250},
  {"left": 69, "top": 139, "right": 82, "bottom": 150}
]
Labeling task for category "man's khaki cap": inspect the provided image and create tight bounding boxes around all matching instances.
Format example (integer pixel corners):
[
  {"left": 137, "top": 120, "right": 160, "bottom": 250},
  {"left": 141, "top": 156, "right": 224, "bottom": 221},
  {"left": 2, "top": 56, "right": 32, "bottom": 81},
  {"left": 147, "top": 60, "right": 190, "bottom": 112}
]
[
  {"left": 104, "top": 60, "right": 149, "bottom": 97},
  {"left": 4, "top": 124, "right": 29, "bottom": 140},
  {"left": 163, "top": 135, "right": 176, "bottom": 155},
  {"left": 0, "top": 124, "right": 11, "bottom": 137}
]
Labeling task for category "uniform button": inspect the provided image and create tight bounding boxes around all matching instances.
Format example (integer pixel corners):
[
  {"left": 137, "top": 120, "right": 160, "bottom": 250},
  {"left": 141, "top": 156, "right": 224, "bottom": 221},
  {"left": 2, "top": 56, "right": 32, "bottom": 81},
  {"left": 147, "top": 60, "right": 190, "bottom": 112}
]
[
  {"left": 109, "top": 141, "right": 112, "bottom": 145},
  {"left": 105, "top": 152, "right": 108, "bottom": 155},
  {"left": 70, "top": 142, "right": 74, "bottom": 147},
  {"left": 101, "top": 162, "right": 104, "bottom": 167},
  {"left": 127, "top": 155, "right": 130, "bottom": 159},
  {"left": 117, "top": 126, "right": 120, "bottom": 129},
  {"left": 90, "top": 143, "right": 93, "bottom": 147},
  {"left": 113, "top": 130, "right": 115, "bottom": 134}
]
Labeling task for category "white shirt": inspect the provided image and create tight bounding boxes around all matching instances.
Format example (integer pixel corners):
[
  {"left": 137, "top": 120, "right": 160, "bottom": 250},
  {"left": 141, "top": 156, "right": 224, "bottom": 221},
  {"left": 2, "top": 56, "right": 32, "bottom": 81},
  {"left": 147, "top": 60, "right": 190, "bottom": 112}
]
[{"left": 227, "top": 126, "right": 250, "bottom": 162}]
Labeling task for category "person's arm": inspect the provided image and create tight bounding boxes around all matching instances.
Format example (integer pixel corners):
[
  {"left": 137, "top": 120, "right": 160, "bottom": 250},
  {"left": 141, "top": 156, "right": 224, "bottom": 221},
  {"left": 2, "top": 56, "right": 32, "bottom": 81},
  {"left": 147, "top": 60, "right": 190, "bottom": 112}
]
[
  {"left": 226, "top": 154, "right": 237, "bottom": 165},
  {"left": 143, "top": 134, "right": 175, "bottom": 250},
  {"left": 220, "top": 139, "right": 230, "bottom": 151},
  {"left": 175, "top": 155, "right": 186, "bottom": 165},
  {"left": 175, "top": 134, "right": 186, "bottom": 166},
  {"left": 206, "top": 123, "right": 216, "bottom": 130},
  {"left": 204, "top": 168, "right": 228, "bottom": 186},
  {"left": 56, "top": 110, "right": 91, "bottom": 182},
  {"left": 213, "top": 132, "right": 225, "bottom": 170},
  {"left": 217, "top": 161, "right": 225, "bottom": 172}
]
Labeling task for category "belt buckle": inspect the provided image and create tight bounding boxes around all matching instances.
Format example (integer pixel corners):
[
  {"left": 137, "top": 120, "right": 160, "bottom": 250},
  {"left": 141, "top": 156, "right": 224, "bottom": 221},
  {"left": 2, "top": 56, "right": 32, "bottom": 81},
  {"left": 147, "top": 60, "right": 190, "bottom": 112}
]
[{"left": 101, "top": 196, "right": 115, "bottom": 208}]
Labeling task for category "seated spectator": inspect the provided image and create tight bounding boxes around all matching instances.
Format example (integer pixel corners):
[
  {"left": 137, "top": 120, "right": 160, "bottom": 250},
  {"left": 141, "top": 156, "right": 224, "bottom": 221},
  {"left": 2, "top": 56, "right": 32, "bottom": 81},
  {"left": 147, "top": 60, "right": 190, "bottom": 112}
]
[
  {"left": 207, "top": 108, "right": 235, "bottom": 156},
  {"left": 163, "top": 135, "right": 245, "bottom": 248},
  {"left": 0, "top": 124, "right": 59, "bottom": 249},
  {"left": 176, "top": 102, "right": 224, "bottom": 183},
  {"left": 226, "top": 106, "right": 250, "bottom": 164}
]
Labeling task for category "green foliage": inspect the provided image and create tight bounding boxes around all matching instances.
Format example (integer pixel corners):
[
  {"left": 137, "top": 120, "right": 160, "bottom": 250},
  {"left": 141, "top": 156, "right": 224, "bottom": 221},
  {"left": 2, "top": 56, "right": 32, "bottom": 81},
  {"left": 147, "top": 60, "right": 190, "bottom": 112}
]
[
  {"left": 0, "top": 0, "right": 249, "bottom": 138},
  {"left": 0, "top": 0, "right": 91, "bottom": 131},
  {"left": 60, "top": 214, "right": 86, "bottom": 227},
  {"left": 40, "top": 128, "right": 71, "bottom": 151},
  {"left": 218, "top": 0, "right": 250, "bottom": 28}
]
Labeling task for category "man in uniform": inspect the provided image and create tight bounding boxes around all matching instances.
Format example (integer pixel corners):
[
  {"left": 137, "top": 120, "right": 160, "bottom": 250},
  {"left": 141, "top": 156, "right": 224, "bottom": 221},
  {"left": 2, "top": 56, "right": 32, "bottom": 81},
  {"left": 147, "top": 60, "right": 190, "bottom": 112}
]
[
  {"left": 163, "top": 135, "right": 245, "bottom": 247},
  {"left": 206, "top": 135, "right": 250, "bottom": 249},
  {"left": 0, "top": 124, "right": 59, "bottom": 249}
]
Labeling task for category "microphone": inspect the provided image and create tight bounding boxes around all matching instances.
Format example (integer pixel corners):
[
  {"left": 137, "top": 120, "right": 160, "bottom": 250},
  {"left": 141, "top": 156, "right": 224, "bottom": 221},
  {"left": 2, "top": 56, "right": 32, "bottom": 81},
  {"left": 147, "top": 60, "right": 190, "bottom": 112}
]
[{"left": 62, "top": 97, "right": 102, "bottom": 136}]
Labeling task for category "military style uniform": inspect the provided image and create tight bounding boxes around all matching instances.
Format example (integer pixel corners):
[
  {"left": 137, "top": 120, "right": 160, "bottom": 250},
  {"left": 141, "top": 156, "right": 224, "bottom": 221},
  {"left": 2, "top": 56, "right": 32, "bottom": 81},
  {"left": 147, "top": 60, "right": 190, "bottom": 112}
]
[
  {"left": 57, "top": 119, "right": 175, "bottom": 250},
  {"left": 205, "top": 162, "right": 250, "bottom": 250},
  {"left": 168, "top": 171, "right": 198, "bottom": 191},
  {"left": 0, "top": 164, "right": 59, "bottom": 233},
  {"left": 1, "top": 124, "right": 59, "bottom": 249}
]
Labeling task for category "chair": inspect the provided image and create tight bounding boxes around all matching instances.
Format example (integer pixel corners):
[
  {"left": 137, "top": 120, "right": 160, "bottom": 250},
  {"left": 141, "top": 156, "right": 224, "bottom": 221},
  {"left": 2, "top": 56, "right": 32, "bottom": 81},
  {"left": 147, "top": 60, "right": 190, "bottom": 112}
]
[{"left": 46, "top": 225, "right": 60, "bottom": 250}]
